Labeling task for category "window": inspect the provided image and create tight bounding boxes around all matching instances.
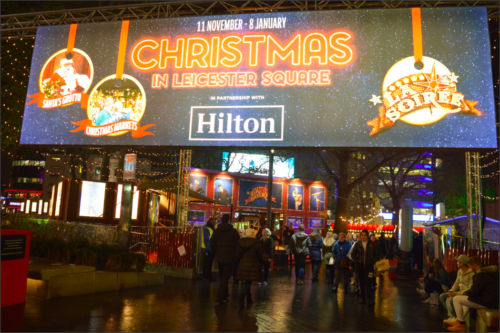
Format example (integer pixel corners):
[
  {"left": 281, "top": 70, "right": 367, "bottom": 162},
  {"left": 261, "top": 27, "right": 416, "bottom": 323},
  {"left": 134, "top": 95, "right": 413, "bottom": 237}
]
[
  {"left": 357, "top": 205, "right": 360, "bottom": 209},
  {"left": 370, "top": 192, "right": 373, "bottom": 198},
  {"left": 350, "top": 206, "right": 354, "bottom": 211},
  {"left": 363, "top": 191, "right": 366, "bottom": 198}
]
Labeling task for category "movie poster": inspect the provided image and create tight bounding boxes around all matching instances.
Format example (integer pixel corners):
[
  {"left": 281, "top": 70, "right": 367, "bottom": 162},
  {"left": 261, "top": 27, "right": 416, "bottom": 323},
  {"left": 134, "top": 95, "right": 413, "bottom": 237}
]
[
  {"left": 213, "top": 177, "right": 233, "bottom": 205},
  {"left": 189, "top": 174, "right": 208, "bottom": 196},
  {"left": 309, "top": 186, "right": 326, "bottom": 212},
  {"left": 287, "top": 216, "right": 303, "bottom": 228},
  {"left": 238, "top": 180, "right": 282, "bottom": 209},
  {"left": 188, "top": 210, "right": 206, "bottom": 225},
  {"left": 287, "top": 184, "right": 303, "bottom": 211},
  {"left": 309, "top": 218, "right": 325, "bottom": 229}
]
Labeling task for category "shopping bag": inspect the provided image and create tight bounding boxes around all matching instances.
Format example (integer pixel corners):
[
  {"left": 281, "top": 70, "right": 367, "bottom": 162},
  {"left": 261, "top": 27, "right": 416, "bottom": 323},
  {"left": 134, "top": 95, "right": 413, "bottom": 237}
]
[
  {"left": 374, "top": 259, "right": 390, "bottom": 272},
  {"left": 285, "top": 245, "right": 291, "bottom": 255},
  {"left": 329, "top": 257, "right": 334, "bottom": 265},
  {"left": 177, "top": 245, "right": 187, "bottom": 256},
  {"left": 429, "top": 292, "right": 440, "bottom": 305}
]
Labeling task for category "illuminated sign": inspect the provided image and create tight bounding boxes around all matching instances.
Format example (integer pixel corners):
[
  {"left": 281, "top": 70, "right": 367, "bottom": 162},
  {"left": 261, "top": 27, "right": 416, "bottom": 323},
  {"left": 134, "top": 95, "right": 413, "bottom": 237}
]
[
  {"left": 79, "top": 181, "right": 106, "bottom": 218},
  {"left": 43, "top": 202, "right": 48, "bottom": 213},
  {"left": 38, "top": 199, "right": 43, "bottom": 215},
  {"left": 26, "top": 200, "right": 31, "bottom": 213},
  {"left": 115, "top": 185, "right": 139, "bottom": 220},
  {"left": 21, "top": 8, "right": 496, "bottom": 149},
  {"left": 223, "top": 152, "right": 294, "bottom": 178},
  {"left": 379, "top": 212, "right": 434, "bottom": 222},
  {"left": 55, "top": 182, "right": 63, "bottom": 217}
]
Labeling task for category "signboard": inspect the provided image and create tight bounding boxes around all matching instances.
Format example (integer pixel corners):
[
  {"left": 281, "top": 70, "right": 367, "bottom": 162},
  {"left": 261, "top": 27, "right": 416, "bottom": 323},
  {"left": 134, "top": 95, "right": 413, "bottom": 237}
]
[
  {"left": 213, "top": 177, "right": 233, "bottom": 205},
  {"left": 287, "top": 184, "right": 304, "bottom": 211},
  {"left": 54, "top": 182, "right": 63, "bottom": 217},
  {"left": 286, "top": 216, "right": 303, "bottom": 228},
  {"left": 21, "top": 8, "right": 496, "bottom": 149},
  {"left": 79, "top": 181, "right": 106, "bottom": 218},
  {"left": 309, "top": 186, "right": 326, "bottom": 212},
  {"left": 189, "top": 174, "right": 208, "bottom": 195},
  {"left": 309, "top": 218, "right": 325, "bottom": 229},
  {"left": 223, "top": 152, "right": 294, "bottom": 178},
  {"left": 238, "top": 179, "right": 283, "bottom": 209},
  {"left": 123, "top": 154, "right": 137, "bottom": 180},
  {"left": 1, "top": 234, "right": 27, "bottom": 261},
  {"left": 188, "top": 210, "right": 206, "bottom": 224}
]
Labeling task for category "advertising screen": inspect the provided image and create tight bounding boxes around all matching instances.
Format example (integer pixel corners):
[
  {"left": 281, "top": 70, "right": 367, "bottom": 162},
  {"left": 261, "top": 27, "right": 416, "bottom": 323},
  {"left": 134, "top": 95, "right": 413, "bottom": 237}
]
[
  {"left": 188, "top": 210, "right": 206, "bottom": 224},
  {"left": 79, "top": 181, "right": 106, "bottom": 218},
  {"left": 238, "top": 179, "right": 283, "bottom": 209},
  {"left": 286, "top": 216, "right": 303, "bottom": 228},
  {"left": 223, "top": 152, "right": 294, "bottom": 178},
  {"left": 21, "top": 8, "right": 496, "bottom": 149}
]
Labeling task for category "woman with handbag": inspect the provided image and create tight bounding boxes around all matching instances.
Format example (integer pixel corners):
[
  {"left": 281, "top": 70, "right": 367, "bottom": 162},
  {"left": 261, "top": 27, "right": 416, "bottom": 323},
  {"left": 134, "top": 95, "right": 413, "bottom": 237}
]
[
  {"left": 332, "top": 232, "right": 352, "bottom": 293},
  {"left": 260, "top": 228, "right": 274, "bottom": 285},
  {"left": 322, "top": 231, "right": 336, "bottom": 284}
]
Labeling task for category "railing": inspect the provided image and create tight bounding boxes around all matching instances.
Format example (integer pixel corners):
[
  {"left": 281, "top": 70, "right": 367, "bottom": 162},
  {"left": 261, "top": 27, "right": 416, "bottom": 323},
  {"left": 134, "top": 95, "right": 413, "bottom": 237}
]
[
  {"left": 130, "top": 226, "right": 200, "bottom": 269},
  {"left": 442, "top": 234, "right": 499, "bottom": 273}
]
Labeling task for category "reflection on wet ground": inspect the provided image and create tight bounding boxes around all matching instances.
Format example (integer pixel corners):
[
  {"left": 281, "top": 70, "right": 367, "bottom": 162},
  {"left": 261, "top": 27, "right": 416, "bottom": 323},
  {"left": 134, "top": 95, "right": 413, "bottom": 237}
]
[{"left": 1, "top": 264, "right": 448, "bottom": 332}]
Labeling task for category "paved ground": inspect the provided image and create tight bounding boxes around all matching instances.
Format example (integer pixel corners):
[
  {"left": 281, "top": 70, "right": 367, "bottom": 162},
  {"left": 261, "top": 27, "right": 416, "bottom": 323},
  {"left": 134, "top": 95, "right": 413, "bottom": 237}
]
[{"left": 2, "top": 264, "right": 448, "bottom": 332}]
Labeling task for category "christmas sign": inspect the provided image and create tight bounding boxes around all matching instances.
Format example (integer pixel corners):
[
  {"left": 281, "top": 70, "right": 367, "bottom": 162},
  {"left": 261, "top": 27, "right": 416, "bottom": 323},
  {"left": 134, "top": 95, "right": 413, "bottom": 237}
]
[{"left": 21, "top": 8, "right": 496, "bottom": 148}]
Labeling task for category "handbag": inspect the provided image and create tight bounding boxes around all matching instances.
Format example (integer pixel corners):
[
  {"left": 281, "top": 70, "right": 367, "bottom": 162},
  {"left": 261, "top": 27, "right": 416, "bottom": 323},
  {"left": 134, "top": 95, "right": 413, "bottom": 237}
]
[{"left": 374, "top": 258, "right": 390, "bottom": 272}]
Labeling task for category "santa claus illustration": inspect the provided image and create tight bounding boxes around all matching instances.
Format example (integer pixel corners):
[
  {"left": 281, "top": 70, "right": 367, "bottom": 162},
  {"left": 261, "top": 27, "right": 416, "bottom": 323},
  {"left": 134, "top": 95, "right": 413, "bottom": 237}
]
[{"left": 43, "top": 58, "right": 90, "bottom": 96}]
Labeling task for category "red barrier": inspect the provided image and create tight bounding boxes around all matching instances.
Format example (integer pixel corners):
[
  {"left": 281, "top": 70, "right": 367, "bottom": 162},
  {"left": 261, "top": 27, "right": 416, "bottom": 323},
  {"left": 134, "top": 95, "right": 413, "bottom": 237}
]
[
  {"left": 1, "top": 229, "right": 31, "bottom": 308},
  {"left": 157, "top": 231, "right": 195, "bottom": 268},
  {"left": 443, "top": 247, "right": 499, "bottom": 273}
]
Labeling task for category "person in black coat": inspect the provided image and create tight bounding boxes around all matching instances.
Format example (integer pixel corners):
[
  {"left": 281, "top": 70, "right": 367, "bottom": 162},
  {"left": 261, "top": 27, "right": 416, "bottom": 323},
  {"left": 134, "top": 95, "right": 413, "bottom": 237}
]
[
  {"left": 283, "top": 224, "right": 295, "bottom": 268},
  {"left": 260, "top": 228, "right": 275, "bottom": 284},
  {"left": 210, "top": 214, "right": 240, "bottom": 305},
  {"left": 449, "top": 256, "right": 499, "bottom": 332},
  {"left": 236, "top": 228, "right": 264, "bottom": 307},
  {"left": 378, "top": 233, "right": 388, "bottom": 259}
]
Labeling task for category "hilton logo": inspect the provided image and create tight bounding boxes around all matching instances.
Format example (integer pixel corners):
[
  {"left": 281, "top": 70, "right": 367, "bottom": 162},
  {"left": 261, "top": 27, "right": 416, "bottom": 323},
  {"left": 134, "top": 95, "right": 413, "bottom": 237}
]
[{"left": 189, "top": 106, "right": 284, "bottom": 141}]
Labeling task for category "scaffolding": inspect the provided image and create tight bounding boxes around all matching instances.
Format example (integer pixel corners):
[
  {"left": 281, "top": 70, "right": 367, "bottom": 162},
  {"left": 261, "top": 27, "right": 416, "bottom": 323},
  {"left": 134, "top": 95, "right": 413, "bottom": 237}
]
[{"left": 1, "top": 1, "right": 498, "bottom": 39}]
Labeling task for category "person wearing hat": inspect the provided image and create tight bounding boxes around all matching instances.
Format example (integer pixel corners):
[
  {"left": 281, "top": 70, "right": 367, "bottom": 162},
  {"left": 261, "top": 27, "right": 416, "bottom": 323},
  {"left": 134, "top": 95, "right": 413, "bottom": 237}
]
[
  {"left": 446, "top": 256, "right": 499, "bottom": 332},
  {"left": 441, "top": 254, "right": 475, "bottom": 326},
  {"left": 47, "top": 57, "right": 90, "bottom": 96}
]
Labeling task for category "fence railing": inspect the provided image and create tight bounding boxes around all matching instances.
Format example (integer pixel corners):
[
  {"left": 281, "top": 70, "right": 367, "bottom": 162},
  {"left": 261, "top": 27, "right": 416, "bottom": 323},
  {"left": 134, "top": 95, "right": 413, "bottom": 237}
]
[
  {"left": 442, "top": 234, "right": 499, "bottom": 273},
  {"left": 130, "top": 226, "right": 200, "bottom": 269}
]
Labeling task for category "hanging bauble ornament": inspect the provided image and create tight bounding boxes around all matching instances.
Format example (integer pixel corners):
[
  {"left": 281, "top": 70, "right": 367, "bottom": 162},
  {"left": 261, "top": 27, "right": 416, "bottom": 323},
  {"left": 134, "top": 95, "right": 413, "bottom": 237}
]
[
  {"left": 367, "top": 8, "right": 482, "bottom": 136},
  {"left": 26, "top": 24, "right": 94, "bottom": 109},
  {"left": 71, "top": 20, "right": 155, "bottom": 139}
]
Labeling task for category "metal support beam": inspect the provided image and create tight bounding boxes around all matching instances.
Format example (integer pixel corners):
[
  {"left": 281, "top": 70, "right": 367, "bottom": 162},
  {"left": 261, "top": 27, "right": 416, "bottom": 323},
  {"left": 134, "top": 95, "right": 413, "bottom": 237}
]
[
  {"left": 466, "top": 151, "right": 483, "bottom": 249},
  {"left": 1, "top": 1, "right": 498, "bottom": 39},
  {"left": 176, "top": 149, "right": 192, "bottom": 229}
]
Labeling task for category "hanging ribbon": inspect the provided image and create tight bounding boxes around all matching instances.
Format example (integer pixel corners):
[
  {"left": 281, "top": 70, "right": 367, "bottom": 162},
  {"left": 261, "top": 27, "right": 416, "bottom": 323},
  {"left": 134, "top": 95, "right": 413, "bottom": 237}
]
[
  {"left": 411, "top": 8, "right": 423, "bottom": 64},
  {"left": 116, "top": 21, "right": 130, "bottom": 81},
  {"left": 67, "top": 24, "right": 78, "bottom": 56}
]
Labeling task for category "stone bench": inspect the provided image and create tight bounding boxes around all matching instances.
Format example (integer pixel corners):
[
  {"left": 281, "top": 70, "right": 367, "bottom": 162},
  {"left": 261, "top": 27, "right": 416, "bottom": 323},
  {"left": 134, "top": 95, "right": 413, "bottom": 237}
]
[
  {"left": 27, "top": 258, "right": 164, "bottom": 299},
  {"left": 465, "top": 308, "right": 499, "bottom": 332}
]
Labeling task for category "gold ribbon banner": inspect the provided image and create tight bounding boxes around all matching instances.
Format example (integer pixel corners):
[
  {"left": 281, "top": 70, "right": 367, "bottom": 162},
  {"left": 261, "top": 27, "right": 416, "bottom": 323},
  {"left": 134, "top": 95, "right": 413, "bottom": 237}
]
[{"left": 367, "top": 84, "right": 481, "bottom": 136}]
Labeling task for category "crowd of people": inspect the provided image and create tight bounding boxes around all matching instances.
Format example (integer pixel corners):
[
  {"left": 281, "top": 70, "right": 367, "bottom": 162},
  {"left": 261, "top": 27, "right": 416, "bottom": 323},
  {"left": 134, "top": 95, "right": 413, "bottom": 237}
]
[
  {"left": 200, "top": 214, "right": 499, "bottom": 328},
  {"left": 201, "top": 214, "right": 396, "bottom": 307}
]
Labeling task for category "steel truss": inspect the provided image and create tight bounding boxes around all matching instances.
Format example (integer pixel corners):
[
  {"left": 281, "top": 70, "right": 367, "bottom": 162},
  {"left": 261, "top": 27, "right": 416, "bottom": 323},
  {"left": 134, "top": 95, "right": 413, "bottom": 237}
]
[
  {"left": 176, "top": 149, "right": 192, "bottom": 229},
  {"left": 466, "top": 152, "right": 483, "bottom": 249},
  {"left": 1, "top": 1, "right": 499, "bottom": 39}
]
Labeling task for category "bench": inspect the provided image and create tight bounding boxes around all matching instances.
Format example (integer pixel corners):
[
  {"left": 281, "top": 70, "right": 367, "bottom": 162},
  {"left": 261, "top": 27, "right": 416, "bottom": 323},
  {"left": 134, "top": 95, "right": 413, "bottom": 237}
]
[{"left": 465, "top": 309, "right": 499, "bottom": 332}]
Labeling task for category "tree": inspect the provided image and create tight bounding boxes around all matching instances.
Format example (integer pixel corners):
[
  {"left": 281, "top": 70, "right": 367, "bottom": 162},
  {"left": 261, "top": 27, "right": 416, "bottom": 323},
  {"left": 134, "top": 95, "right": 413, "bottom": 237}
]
[
  {"left": 303, "top": 150, "right": 402, "bottom": 233},
  {"left": 372, "top": 152, "right": 431, "bottom": 225}
]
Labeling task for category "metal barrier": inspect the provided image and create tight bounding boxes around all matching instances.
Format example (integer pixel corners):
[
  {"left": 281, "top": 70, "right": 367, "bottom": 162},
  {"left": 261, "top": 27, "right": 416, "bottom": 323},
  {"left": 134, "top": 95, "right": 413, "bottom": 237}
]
[{"left": 130, "top": 226, "right": 200, "bottom": 269}]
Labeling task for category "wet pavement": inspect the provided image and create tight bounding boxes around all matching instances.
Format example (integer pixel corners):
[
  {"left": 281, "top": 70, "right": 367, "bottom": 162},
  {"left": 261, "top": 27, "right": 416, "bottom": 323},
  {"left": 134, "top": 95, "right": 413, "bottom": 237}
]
[{"left": 2, "top": 264, "right": 448, "bottom": 332}]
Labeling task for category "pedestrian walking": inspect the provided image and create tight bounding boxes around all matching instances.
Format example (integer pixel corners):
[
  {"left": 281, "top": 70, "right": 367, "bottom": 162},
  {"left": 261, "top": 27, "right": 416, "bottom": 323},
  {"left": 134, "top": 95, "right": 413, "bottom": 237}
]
[
  {"left": 283, "top": 224, "right": 295, "bottom": 268},
  {"left": 201, "top": 218, "right": 216, "bottom": 282},
  {"left": 322, "top": 231, "right": 336, "bottom": 284},
  {"left": 332, "top": 232, "right": 352, "bottom": 293},
  {"left": 290, "top": 224, "right": 311, "bottom": 285},
  {"left": 236, "top": 228, "right": 264, "bottom": 308},
  {"left": 379, "top": 232, "right": 388, "bottom": 259},
  {"left": 349, "top": 229, "right": 380, "bottom": 306},
  {"left": 210, "top": 214, "right": 240, "bottom": 306},
  {"left": 370, "top": 234, "right": 381, "bottom": 290},
  {"left": 260, "top": 228, "right": 274, "bottom": 285},
  {"left": 309, "top": 229, "right": 323, "bottom": 282}
]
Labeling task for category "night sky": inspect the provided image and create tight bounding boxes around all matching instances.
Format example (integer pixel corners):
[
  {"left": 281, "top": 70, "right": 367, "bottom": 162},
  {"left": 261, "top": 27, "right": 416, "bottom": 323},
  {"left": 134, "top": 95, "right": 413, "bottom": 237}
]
[{"left": 21, "top": 7, "right": 497, "bottom": 148}]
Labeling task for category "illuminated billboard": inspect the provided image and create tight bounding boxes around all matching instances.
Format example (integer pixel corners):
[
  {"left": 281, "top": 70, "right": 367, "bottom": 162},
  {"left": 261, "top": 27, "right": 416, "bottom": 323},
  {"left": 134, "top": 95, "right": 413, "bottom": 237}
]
[
  {"left": 21, "top": 8, "right": 496, "bottom": 149},
  {"left": 223, "top": 152, "right": 294, "bottom": 178},
  {"left": 79, "top": 181, "right": 106, "bottom": 218}
]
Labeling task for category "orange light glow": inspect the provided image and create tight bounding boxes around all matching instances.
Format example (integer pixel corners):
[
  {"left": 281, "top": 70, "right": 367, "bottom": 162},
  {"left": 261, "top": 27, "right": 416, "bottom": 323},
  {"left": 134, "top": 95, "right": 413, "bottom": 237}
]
[{"left": 130, "top": 31, "right": 354, "bottom": 71}]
